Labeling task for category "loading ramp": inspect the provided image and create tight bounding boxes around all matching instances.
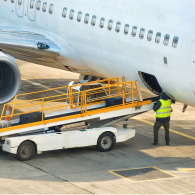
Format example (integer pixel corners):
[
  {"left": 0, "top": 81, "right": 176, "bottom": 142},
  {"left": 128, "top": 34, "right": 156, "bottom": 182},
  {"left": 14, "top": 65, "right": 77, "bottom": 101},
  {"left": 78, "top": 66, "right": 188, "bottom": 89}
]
[{"left": 0, "top": 77, "right": 155, "bottom": 137}]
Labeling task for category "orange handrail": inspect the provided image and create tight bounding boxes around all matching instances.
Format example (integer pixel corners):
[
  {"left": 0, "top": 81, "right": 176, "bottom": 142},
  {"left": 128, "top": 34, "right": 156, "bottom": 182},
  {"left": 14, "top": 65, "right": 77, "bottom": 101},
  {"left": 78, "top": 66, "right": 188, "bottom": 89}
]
[{"left": 0, "top": 78, "right": 141, "bottom": 123}]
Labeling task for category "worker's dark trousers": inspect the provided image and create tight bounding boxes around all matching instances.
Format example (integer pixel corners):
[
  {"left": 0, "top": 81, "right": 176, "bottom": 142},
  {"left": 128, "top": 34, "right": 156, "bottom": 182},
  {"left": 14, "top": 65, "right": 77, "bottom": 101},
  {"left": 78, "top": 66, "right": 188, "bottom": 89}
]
[{"left": 154, "top": 121, "right": 170, "bottom": 143}]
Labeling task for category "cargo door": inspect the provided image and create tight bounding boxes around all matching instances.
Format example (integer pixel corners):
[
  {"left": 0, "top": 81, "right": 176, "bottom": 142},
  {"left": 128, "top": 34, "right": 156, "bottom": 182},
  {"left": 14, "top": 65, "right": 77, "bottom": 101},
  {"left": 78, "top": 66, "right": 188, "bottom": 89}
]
[
  {"left": 27, "top": 0, "right": 36, "bottom": 21},
  {"left": 15, "top": 0, "right": 24, "bottom": 18}
]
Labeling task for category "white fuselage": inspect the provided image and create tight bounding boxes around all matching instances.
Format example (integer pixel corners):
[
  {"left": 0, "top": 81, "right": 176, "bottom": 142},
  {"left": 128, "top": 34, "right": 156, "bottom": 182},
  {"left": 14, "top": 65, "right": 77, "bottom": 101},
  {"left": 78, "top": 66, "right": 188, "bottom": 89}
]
[{"left": 0, "top": 0, "right": 195, "bottom": 106}]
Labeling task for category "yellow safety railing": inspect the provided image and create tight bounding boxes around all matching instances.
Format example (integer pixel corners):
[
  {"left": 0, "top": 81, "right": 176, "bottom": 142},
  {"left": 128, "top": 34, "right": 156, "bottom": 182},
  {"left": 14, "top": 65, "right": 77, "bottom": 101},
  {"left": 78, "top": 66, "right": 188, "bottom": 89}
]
[{"left": 0, "top": 77, "right": 142, "bottom": 123}]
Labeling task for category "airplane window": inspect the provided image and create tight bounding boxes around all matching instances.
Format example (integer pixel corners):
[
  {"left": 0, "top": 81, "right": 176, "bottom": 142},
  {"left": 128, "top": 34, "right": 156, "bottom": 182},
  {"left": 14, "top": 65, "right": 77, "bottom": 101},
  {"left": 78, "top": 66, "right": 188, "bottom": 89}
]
[
  {"left": 36, "top": 0, "right": 41, "bottom": 10},
  {"left": 173, "top": 36, "right": 179, "bottom": 48},
  {"left": 18, "top": 0, "right": 22, "bottom": 5},
  {"left": 163, "top": 34, "right": 170, "bottom": 46},
  {"left": 91, "top": 15, "right": 96, "bottom": 26},
  {"left": 30, "top": 0, "right": 34, "bottom": 9},
  {"left": 139, "top": 28, "right": 145, "bottom": 39},
  {"left": 77, "top": 11, "right": 82, "bottom": 22},
  {"left": 69, "top": 9, "right": 74, "bottom": 20},
  {"left": 155, "top": 32, "right": 161, "bottom": 44},
  {"left": 42, "top": 2, "right": 47, "bottom": 12},
  {"left": 99, "top": 18, "right": 105, "bottom": 28},
  {"left": 147, "top": 30, "right": 153, "bottom": 41},
  {"left": 49, "top": 4, "right": 53, "bottom": 14},
  {"left": 107, "top": 20, "right": 113, "bottom": 30},
  {"left": 131, "top": 26, "right": 137, "bottom": 37},
  {"left": 124, "top": 24, "right": 129, "bottom": 35},
  {"left": 84, "top": 13, "right": 89, "bottom": 24},
  {"left": 62, "top": 7, "right": 67, "bottom": 18},
  {"left": 11, "top": 0, "right": 14, "bottom": 2},
  {"left": 115, "top": 22, "right": 121, "bottom": 33}
]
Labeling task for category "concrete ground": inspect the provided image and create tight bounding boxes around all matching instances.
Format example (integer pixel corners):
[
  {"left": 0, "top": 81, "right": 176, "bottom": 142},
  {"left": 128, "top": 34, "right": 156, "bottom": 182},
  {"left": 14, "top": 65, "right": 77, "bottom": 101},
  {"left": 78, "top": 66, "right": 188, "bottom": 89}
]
[{"left": 0, "top": 60, "right": 195, "bottom": 194}]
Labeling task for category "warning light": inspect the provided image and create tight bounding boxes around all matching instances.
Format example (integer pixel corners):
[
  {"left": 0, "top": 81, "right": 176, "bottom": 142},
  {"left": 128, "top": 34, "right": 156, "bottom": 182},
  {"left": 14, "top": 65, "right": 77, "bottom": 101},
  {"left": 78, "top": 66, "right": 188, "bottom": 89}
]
[{"left": 74, "top": 80, "right": 77, "bottom": 83}]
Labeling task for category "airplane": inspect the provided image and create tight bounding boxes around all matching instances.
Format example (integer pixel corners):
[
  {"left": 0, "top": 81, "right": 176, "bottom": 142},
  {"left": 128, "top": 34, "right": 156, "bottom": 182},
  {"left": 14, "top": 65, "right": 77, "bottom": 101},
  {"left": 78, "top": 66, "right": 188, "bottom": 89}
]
[{"left": 0, "top": 0, "right": 194, "bottom": 108}]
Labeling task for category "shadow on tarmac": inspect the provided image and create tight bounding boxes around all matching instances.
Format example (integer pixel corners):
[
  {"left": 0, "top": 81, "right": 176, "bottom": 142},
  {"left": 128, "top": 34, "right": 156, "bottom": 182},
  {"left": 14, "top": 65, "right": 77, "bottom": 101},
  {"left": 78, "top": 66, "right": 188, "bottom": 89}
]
[{"left": 0, "top": 118, "right": 195, "bottom": 183}]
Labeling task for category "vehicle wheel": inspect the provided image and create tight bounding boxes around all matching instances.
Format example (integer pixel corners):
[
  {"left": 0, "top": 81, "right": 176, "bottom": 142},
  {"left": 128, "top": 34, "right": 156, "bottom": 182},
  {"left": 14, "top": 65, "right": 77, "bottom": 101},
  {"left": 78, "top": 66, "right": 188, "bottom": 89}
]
[
  {"left": 96, "top": 132, "right": 115, "bottom": 152},
  {"left": 17, "top": 141, "right": 36, "bottom": 161}
]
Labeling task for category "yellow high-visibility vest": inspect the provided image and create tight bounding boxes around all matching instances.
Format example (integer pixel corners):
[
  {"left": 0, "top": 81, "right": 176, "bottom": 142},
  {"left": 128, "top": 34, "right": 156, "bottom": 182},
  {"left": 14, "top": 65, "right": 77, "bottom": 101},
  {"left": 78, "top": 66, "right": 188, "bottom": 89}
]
[{"left": 156, "top": 99, "right": 171, "bottom": 118}]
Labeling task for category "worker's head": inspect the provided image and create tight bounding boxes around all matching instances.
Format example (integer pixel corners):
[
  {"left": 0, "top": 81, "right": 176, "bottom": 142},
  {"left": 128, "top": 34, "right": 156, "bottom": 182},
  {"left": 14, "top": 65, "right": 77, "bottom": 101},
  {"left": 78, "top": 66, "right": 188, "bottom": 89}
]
[{"left": 160, "top": 92, "right": 169, "bottom": 100}]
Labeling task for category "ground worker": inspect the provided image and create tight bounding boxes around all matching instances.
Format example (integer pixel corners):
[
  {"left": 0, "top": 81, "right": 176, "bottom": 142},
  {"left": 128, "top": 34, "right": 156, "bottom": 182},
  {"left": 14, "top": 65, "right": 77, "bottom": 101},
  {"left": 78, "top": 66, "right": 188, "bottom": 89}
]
[{"left": 153, "top": 92, "right": 174, "bottom": 145}]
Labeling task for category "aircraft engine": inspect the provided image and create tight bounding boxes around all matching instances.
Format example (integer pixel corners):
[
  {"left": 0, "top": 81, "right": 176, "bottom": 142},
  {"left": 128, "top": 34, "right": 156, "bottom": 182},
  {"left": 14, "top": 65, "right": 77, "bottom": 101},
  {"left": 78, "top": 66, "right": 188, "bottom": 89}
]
[{"left": 0, "top": 52, "right": 21, "bottom": 104}]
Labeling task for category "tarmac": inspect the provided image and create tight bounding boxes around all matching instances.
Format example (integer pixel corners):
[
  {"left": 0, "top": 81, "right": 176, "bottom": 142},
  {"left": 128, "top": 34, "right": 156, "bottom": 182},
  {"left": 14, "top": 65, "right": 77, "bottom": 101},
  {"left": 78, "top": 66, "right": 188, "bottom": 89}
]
[{"left": 0, "top": 60, "right": 195, "bottom": 194}]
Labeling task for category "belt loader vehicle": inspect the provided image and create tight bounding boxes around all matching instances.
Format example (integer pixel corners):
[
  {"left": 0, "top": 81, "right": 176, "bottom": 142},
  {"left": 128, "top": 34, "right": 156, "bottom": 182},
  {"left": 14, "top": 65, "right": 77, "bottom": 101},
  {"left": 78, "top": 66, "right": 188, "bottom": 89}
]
[{"left": 0, "top": 77, "right": 156, "bottom": 161}]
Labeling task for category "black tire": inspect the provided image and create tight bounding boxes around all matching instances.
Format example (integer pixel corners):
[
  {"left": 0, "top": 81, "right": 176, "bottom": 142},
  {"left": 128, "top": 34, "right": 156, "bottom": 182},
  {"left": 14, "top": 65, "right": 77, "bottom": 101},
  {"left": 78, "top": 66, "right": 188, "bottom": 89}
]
[
  {"left": 96, "top": 132, "right": 115, "bottom": 152},
  {"left": 17, "top": 141, "right": 36, "bottom": 161}
]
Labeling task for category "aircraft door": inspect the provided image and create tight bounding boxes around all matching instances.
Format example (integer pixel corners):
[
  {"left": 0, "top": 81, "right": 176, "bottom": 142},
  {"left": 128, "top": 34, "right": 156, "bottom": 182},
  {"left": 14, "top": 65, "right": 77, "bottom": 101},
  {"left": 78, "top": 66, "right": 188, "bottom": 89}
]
[
  {"left": 15, "top": 0, "right": 24, "bottom": 17},
  {"left": 28, "top": 0, "right": 36, "bottom": 21}
]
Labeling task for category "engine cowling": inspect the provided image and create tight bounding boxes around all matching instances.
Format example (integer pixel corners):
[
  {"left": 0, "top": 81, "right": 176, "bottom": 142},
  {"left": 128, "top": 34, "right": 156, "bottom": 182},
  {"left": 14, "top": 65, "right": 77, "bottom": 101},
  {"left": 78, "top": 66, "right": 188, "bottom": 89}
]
[{"left": 0, "top": 52, "right": 21, "bottom": 104}]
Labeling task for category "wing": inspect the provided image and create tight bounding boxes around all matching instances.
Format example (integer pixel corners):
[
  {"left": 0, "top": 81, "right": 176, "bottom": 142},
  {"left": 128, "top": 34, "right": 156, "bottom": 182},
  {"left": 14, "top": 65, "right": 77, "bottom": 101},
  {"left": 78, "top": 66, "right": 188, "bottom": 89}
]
[{"left": 0, "top": 17, "right": 76, "bottom": 72}]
